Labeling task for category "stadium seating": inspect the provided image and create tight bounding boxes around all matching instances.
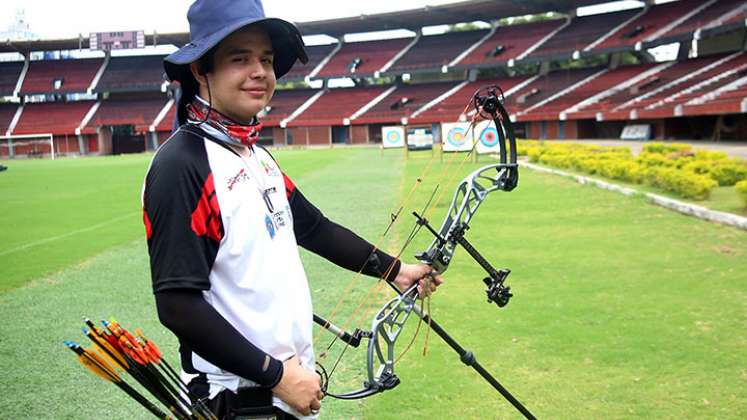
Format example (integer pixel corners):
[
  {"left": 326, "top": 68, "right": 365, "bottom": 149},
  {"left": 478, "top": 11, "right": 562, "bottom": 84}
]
[
  {"left": 0, "top": 103, "right": 19, "bottom": 134},
  {"left": 290, "top": 85, "right": 389, "bottom": 126},
  {"left": 411, "top": 76, "right": 529, "bottom": 123},
  {"left": 284, "top": 44, "right": 337, "bottom": 80},
  {"left": 664, "top": 0, "right": 746, "bottom": 39},
  {"left": 720, "top": 6, "right": 747, "bottom": 26},
  {"left": 591, "top": 0, "right": 702, "bottom": 51},
  {"left": 3, "top": 0, "right": 747, "bottom": 146},
  {"left": 0, "top": 61, "right": 24, "bottom": 96},
  {"left": 455, "top": 20, "right": 565, "bottom": 67},
  {"left": 529, "top": 9, "right": 641, "bottom": 58},
  {"left": 155, "top": 104, "right": 177, "bottom": 132},
  {"left": 316, "top": 38, "right": 412, "bottom": 78},
  {"left": 637, "top": 52, "right": 747, "bottom": 119},
  {"left": 83, "top": 97, "right": 169, "bottom": 134},
  {"left": 681, "top": 75, "right": 747, "bottom": 116},
  {"left": 389, "top": 30, "right": 489, "bottom": 72},
  {"left": 354, "top": 81, "right": 457, "bottom": 124},
  {"left": 261, "top": 88, "right": 318, "bottom": 126},
  {"left": 20, "top": 58, "right": 102, "bottom": 94},
  {"left": 12, "top": 101, "right": 95, "bottom": 135},
  {"left": 584, "top": 54, "right": 726, "bottom": 120},
  {"left": 96, "top": 55, "right": 165, "bottom": 92},
  {"left": 506, "top": 67, "right": 600, "bottom": 118},
  {"left": 523, "top": 63, "right": 658, "bottom": 120}
]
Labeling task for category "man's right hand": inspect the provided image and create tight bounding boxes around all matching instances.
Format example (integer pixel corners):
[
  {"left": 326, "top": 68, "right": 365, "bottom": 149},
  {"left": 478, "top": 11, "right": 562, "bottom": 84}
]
[{"left": 271, "top": 355, "right": 322, "bottom": 416}]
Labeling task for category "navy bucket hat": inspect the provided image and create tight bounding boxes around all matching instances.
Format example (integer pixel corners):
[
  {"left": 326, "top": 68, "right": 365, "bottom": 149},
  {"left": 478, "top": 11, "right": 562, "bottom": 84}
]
[
  {"left": 165, "top": 0, "right": 308, "bottom": 127},
  {"left": 165, "top": 0, "right": 308, "bottom": 82}
]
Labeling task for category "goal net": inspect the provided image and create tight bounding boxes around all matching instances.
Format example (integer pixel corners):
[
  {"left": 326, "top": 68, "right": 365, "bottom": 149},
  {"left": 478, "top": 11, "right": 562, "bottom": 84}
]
[{"left": 0, "top": 133, "right": 55, "bottom": 159}]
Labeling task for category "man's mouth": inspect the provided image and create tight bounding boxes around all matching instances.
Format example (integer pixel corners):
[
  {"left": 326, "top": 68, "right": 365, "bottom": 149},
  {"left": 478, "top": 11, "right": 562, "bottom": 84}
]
[{"left": 243, "top": 87, "right": 266, "bottom": 97}]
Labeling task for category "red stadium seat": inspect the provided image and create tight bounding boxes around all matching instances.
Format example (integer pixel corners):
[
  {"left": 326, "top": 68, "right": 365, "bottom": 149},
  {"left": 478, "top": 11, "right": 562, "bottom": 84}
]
[{"left": 20, "top": 58, "right": 102, "bottom": 95}]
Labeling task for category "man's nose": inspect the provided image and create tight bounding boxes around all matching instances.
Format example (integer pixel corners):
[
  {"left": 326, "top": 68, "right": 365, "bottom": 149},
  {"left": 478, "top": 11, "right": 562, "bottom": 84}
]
[{"left": 249, "top": 59, "right": 267, "bottom": 79}]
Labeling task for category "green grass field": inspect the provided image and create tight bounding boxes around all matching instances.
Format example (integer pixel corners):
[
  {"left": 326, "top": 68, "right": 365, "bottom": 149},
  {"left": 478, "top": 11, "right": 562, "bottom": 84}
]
[{"left": 1, "top": 149, "right": 746, "bottom": 419}]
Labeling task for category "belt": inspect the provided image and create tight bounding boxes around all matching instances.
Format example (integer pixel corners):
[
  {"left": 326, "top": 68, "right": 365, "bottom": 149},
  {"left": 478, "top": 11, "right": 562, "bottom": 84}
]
[{"left": 209, "top": 387, "right": 298, "bottom": 420}]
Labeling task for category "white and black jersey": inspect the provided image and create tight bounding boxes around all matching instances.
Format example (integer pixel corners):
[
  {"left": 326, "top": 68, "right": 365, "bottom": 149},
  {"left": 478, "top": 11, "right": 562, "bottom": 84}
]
[{"left": 143, "top": 124, "right": 399, "bottom": 417}]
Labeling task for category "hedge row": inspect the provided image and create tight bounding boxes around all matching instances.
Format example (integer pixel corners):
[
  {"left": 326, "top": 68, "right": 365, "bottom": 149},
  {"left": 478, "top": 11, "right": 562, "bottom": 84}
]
[
  {"left": 518, "top": 141, "right": 747, "bottom": 201},
  {"left": 736, "top": 180, "right": 747, "bottom": 209}
]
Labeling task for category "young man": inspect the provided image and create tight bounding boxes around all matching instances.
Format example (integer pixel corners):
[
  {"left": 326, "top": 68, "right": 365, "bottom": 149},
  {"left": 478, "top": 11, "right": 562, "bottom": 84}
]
[{"left": 143, "top": 1, "right": 442, "bottom": 419}]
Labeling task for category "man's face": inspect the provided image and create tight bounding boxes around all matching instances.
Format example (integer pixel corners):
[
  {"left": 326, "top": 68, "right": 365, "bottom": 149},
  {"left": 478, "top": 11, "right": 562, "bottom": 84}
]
[{"left": 199, "top": 26, "right": 276, "bottom": 122}]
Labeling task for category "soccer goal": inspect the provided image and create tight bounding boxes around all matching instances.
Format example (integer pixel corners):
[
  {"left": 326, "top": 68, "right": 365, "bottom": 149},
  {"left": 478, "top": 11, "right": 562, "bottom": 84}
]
[{"left": 0, "top": 133, "right": 55, "bottom": 159}]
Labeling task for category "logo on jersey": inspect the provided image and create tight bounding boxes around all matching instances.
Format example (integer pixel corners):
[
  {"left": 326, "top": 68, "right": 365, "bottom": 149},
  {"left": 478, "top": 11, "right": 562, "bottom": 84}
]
[
  {"left": 265, "top": 214, "right": 276, "bottom": 239},
  {"left": 260, "top": 160, "right": 280, "bottom": 177},
  {"left": 227, "top": 168, "right": 250, "bottom": 191}
]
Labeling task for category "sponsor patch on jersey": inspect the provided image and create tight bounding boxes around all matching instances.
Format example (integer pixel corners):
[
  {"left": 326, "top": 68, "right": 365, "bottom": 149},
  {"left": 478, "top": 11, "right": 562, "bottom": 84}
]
[
  {"left": 265, "top": 214, "right": 276, "bottom": 239},
  {"left": 260, "top": 160, "right": 280, "bottom": 177},
  {"left": 273, "top": 210, "right": 287, "bottom": 228},
  {"left": 226, "top": 168, "right": 250, "bottom": 191}
]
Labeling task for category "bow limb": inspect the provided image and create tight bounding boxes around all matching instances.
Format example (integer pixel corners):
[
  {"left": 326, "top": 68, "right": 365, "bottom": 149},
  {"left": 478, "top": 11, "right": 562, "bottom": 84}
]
[{"left": 321, "top": 283, "right": 419, "bottom": 400}]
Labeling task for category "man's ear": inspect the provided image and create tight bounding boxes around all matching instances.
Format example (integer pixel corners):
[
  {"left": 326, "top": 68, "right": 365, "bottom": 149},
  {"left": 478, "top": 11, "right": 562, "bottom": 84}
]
[{"left": 189, "top": 62, "right": 208, "bottom": 86}]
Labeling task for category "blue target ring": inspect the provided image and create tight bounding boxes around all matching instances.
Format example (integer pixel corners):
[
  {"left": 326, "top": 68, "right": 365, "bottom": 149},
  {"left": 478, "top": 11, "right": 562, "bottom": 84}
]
[
  {"left": 385, "top": 129, "right": 401, "bottom": 145},
  {"left": 447, "top": 127, "right": 467, "bottom": 147},
  {"left": 480, "top": 126, "right": 499, "bottom": 147}
]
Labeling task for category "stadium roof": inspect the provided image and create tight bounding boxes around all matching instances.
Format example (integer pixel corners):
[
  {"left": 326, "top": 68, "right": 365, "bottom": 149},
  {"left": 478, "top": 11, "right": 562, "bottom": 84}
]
[
  {"left": 297, "top": 0, "right": 603, "bottom": 36},
  {"left": 0, "top": 0, "right": 605, "bottom": 53}
]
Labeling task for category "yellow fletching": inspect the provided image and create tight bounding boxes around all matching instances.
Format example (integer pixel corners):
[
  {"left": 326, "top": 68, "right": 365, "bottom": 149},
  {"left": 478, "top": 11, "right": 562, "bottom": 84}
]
[
  {"left": 77, "top": 353, "right": 117, "bottom": 383},
  {"left": 83, "top": 348, "right": 120, "bottom": 380},
  {"left": 90, "top": 332, "right": 129, "bottom": 369}
]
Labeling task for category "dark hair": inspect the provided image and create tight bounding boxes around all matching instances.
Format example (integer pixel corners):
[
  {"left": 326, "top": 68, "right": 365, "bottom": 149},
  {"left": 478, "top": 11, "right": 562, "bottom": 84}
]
[{"left": 196, "top": 45, "right": 218, "bottom": 75}]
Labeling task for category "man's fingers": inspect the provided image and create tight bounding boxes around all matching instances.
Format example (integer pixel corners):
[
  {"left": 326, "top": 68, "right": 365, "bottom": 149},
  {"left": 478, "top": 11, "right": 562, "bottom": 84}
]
[{"left": 311, "top": 399, "right": 321, "bottom": 410}]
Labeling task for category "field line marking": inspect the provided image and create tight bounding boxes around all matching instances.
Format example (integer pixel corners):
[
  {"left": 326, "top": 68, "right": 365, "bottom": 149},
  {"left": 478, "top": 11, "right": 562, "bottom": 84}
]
[{"left": 0, "top": 211, "right": 140, "bottom": 257}]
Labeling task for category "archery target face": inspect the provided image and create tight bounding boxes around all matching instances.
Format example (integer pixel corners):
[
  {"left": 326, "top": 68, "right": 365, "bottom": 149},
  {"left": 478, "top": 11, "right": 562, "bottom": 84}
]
[
  {"left": 447, "top": 127, "right": 467, "bottom": 148},
  {"left": 475, "top": 120, "right": 501, "bottom": 155},
  {"left": 480, "top": 125, "right": 499, "bottom": 147},
  {"left": 441, "top": 122, "right": 473, "bottom": 152},
  {"left": 381, "top": 126, "right": 405, "bottom": 148}
]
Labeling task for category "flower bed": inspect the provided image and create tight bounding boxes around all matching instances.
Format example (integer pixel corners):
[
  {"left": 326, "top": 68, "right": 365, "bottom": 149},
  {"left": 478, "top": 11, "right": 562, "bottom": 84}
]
[{"left": 518, "top": 141, "right": 747, "bottom": 201}]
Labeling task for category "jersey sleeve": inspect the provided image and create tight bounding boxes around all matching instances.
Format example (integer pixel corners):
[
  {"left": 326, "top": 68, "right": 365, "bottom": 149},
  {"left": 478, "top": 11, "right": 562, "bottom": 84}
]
[{"left": 143, "top": 134, "right": 222, "bottom": 293}]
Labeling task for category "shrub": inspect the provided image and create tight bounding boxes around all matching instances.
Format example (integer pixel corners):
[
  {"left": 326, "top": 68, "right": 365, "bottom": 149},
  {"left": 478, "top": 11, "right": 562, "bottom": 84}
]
[
  {"left": 709, "top": 160, "right": 747, "bottom": 186},
  {"left": 736, "top": 180, "right": 747, "bottom": 209},
  {"left": 637, "top": 153, "right": 676, "bottom": 169},
  {"left": 642, "top": 143, "right": 692, "bottom": 155},
  {"left": 645, "top": 167, "right": 717, "bottom": 200},
  {"left": 683, "top": 158, "right": 747, "bottom": 186}
]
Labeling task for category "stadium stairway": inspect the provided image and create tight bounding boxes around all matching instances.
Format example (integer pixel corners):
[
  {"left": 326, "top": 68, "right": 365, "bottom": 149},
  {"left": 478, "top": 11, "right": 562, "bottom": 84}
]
[
  {"left": 664, "top": 0, "right": 746, "bottom": 42},
  {"left": 515, "top": 17, "right": 572, "bottom": 62},
  {"left": 387, "top": 29, "right": 490, "bottom": 73},
  {"left": 507, "top": 68, "right": 600, "bottom": 120},
  {"left": 563, "top": 62, "right": 672, "bottom": 120},
  {"left": 416, "top": 76, "right": 533, "bottom": 123},
  {"left": 602, "top": 53, "right": 739, "bottom": 120},
  {"left": 590, "top": 0, "right": 702, "bottom": 52},
  {"left": 0, "top": 103, "right": 20, "bottom": 135},
  {"left": 530, "top": 8, "right": 641, "bottom": 60},
  {"left": 260, "top": 89, "right": 318, "bottom": 127},
  {"left": 314, "top": 38, "right": 413, "bottom": 79},
  {"left": 291, "top": 44, "right": 338, "bottom": 80},
  {"left": 454, "top": 19, "right": 566, "bottom": 68},
  {"left": 0, "top": 61, "right": 25, "bottom": 97},
  {"left": 642, "top": 53, "right": 747, "bottom": 117},
  {"left": 680, "top": 74, "right": 747, "bottom": 117},
  {"left": 353, "top": 81, "right": 457, "bottom": 125}
]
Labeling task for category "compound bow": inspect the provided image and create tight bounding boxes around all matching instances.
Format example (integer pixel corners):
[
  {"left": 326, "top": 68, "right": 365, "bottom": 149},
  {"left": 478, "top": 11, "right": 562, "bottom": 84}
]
[{"left": 314, "top": 86, "right": 535, "bottom": 419}]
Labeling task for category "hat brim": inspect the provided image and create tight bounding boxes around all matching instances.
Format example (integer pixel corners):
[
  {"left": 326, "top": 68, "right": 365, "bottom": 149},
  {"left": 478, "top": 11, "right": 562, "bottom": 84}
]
[{"left": 164, "top": 17, "right": 308, "bottom": 82}]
